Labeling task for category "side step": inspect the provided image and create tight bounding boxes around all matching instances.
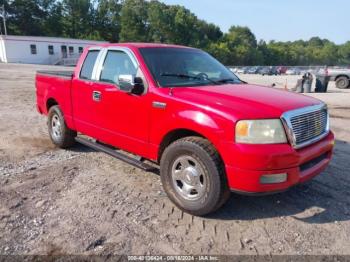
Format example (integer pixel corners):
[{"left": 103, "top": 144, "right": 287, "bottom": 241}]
[{"left": 75, "top": 137, "right": 157, "bottom": 172}]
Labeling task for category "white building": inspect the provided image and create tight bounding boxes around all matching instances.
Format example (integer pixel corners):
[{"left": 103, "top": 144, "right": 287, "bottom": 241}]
[{"left": 0, "top": 35, "right": 106, "bottom": 65}]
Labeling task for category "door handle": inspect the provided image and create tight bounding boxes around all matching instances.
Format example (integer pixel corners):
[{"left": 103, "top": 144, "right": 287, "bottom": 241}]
[
  {"left": 92, "top": 91, "right": 101, "bottom": 102},
  {"left": 152, "top": 101, "right": 167, "bottom": 109}
]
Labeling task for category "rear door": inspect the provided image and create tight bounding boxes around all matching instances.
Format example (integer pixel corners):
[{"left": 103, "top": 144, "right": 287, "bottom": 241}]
[{"left": 71, "top": 47, "right": 104, "bottom": 138}]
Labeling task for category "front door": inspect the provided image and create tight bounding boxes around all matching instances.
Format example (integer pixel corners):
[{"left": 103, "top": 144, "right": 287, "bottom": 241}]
[{"left": 90, "top": 49, "right": 151, "bottom": 156}]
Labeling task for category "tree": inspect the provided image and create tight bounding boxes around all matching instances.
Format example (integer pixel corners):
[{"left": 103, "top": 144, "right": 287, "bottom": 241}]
[
  {"left": 206, "top": 41, "right": 231, "bottom": 65},
  {"left": 6, "top": 0, "right": 47, "bottom": 36},
  {"left": 95, "top": 0, "right": 121, "bottom": 42},
  {"left": 2, "top": 0, "right": 349, "bottom": 66},
  {"left": 147, "top": 0, "right": 174, "bottom": 43},
  {"left": 119, "top": 0, "right": 149, "bottom": 42},
  {"left": 223, "top": 26, "right": 259, "bottom": 65},
  {"left": 42, "top": 0, "right": 64, "bottom": 37},
  {"left": 61, "top": 0, "right": 95, "bottom": 39},
  {"left": 338, "top": 41, "right": 350, "bottom": 65}
]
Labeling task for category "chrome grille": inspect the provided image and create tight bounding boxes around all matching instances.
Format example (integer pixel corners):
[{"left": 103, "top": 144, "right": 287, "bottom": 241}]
[{"left": 282, "top": 104, "right": 329, "bottom": 149}]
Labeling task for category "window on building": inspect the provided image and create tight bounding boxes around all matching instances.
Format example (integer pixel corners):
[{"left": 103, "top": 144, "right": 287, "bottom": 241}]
[
  {"left": 69, "top": 46, "right": 74, "bottom": 55},
  {"left": 78, "top": 47, "right": 83, "bottom": 53},
  {"left": 30, "top": 44, "right": 37, "bottom": 55},
  {"left": 61, "top": 46, "right": 67, "bottom": 58},
  {"left": 48, "top": 45, "right": 54, "bottom": 55},
  {"left": 80, "top": 50, "right": 100, "bottom": 80}
]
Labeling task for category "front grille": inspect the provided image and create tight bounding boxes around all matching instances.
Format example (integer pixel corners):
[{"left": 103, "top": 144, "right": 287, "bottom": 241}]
[
  {"left": 282, "top": 104, "right": 329, "bottom": 149},
  {"left": 290, "top": 108, "right": 328, "bottom": 144}
]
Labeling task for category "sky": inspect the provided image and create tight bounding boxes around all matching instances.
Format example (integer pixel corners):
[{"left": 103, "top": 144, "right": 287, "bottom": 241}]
[{"left": 160, "top": 0, "right": 349, "bottom": 44}]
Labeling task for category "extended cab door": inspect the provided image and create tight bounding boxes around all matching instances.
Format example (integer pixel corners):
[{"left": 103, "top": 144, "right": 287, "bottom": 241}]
[
  {"left": 71, "top": 47, "right": 104, "bottom": 138},
  {"left": 88, "top": 47, "right": 151, "bottom": 157}
]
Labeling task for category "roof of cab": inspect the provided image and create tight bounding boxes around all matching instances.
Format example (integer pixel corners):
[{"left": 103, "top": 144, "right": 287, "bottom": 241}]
[{"left": 92, "top": 42, "right": 193, "bottom": 49}]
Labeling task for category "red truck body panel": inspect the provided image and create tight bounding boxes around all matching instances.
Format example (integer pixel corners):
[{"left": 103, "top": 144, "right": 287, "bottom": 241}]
[{"left": 36, "top": 43, "right": 334, "bottom": 194}]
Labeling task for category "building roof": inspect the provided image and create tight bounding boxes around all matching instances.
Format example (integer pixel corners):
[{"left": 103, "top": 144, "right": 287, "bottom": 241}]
[
  {"left": 0, "top": 35, "right": 193, "bottom": 49},
  {"left": 0, "top": 35, "right": 107, "bottom": 45}
]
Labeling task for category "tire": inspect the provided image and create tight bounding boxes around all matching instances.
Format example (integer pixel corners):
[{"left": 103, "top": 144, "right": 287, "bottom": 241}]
[
  {"left": 48, "top": 105, "right": 76, "bottom": 148},
  {"left": 335, "top": 76, "right": 350, "bottom": 89},
  {"left": 160, "top": 136, "right": 230, "bottom": 216}
]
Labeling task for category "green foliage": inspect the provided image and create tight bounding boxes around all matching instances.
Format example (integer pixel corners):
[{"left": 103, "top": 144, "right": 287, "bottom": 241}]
[
  {"left": 119, "top": 0, "right": 149, "bottom": 42},
  {"left": 61, "top": 0, "right": 95, "bottom": 39},
  {"left": 95, "top": 0, "right": 122, "bottom": 42},
  {"left": 6, "top": 0, "right": 47, "bottom": 35},
  {"left": 2, "top": 0, "right": 349, "bottom": 66}
]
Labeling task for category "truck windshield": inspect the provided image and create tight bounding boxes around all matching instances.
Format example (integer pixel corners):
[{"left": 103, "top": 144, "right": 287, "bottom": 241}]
[{"left": 139, "top": 47, "right": 241, "bottom": 87}]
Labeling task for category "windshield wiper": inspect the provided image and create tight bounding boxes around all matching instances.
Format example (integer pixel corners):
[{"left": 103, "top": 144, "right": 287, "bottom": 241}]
[
  {"left": 160, "top": 73, "right": 201, "bottom": 79},
  {"left": 215, "top": 78, "right": 239, "bottom": 84},
  {"left": 160, "top": 73, "right": 219, "bottom": 85}
]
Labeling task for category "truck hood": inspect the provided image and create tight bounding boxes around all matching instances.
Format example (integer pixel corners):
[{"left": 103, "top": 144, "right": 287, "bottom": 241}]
[{"left": 171, "top": 84, "right": 322, "bottom": 120}]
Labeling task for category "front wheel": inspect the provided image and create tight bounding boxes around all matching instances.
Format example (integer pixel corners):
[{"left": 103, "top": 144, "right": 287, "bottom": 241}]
[
  {"left": 48, "top": 105, "right": 76, "bottom": 148},
  {"left": 160, "top": 137, "right": 230, "bottom": 216}
]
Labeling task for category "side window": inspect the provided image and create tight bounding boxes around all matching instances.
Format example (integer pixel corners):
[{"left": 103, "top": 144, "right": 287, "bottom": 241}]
[
  {"left": 69, "top": 46, "right": 74, "bottom": 55},
  {"left": 48, "top": 45, "right": 54, "bottom": 55},
  {"left": 30, "top": 44, "right": 37, "bottom": 55},
  {"left": 80, "top": 50, "right": 99, "bottom": 80},
  {"left": 100, "top": 50, "right": 137, "bottom": 84}
]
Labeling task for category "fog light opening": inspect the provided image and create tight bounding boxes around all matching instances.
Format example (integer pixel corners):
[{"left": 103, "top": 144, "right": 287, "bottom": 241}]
[{"left": 260, "top": 173, "right": 287, "bottom": 184}]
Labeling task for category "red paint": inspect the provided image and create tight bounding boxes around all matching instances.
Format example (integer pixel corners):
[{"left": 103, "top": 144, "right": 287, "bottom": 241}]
[{"left": 36, "top": 43, "right": 334, "bottom": 193}]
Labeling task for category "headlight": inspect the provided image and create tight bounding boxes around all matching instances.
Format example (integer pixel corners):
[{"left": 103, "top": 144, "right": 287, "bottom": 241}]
[{"left": 235, "top": 119, "right": 287, "bottom": 144}]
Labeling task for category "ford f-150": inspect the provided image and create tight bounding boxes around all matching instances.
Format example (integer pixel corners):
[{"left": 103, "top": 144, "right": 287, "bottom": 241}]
[{"left": 36, "top": 43, "right": 334, "bottom": 215}]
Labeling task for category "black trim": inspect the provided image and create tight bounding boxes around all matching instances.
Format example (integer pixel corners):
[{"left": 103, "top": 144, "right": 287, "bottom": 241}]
[
  {"left": 37, "top": 70, "right": 74, "bottom": 79},
  {"left": 75, "top": 137, "right": 158, "bottom": 172},
  {"left": 230, "top": 188, "right": 287, "bottom": 196},
  {"left": 300, "top": 152, "right": 329, "bottom": 172}
]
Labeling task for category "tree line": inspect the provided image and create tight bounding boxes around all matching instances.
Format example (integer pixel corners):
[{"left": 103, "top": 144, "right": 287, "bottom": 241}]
[{"left": 2, "top": 0, "right": 350, "bottom": 66}]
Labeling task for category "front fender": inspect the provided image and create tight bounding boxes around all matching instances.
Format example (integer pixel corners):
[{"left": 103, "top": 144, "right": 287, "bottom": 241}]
[{"left": 149, "top": 108, "right": 233, "bottom": 161}]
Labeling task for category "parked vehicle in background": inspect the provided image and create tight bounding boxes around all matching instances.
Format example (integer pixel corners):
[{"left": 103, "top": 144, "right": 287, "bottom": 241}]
[
  {"left": 236, "top": 67, "right": 249, "bottom": 74},
  {"left": 228, "top": 67, "right": 238, "bottom": 73},
  {"left": 36, "top": 43, "right": 334, "bottom": 215},
  {"left": 277, "top": 66, "right": 288, "bottom": 75},
  {"left": 258, "top": 66, "right": 278, "bottom": 76},
  {"left": 247, "top": 66, "right": 261, "bottom": 74},
  {"left": 318, "top": 67, "right": 350, "bottom": 89},
  {"left": 286, "top": 67, "right": 301, "bottom": 75}
]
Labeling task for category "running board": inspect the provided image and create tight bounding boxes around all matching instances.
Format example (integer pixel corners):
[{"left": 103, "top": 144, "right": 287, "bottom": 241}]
[{"left": 75, "top": 137, "right": 157, "bottom": 172}]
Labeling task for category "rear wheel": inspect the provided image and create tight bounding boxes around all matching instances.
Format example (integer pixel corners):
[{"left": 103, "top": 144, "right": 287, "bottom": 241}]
[
  {"left": 336, "top": 76, "right": 349, "bottom": 89},
  {"left": 160, "top": 136, "right": 230, "bottom": 216},
  {"left": 48, "top": 105, "right": 76, "bottom": 148}
]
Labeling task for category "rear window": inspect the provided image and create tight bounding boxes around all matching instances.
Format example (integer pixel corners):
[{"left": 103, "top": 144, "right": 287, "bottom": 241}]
[{"left": 80, "top": 50, "right": 99, "bottom": 80}]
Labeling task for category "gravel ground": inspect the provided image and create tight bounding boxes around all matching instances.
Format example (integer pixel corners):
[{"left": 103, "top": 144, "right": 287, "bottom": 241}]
[{"left": 0, "top": 63, "right": 350, "bottom": 256}]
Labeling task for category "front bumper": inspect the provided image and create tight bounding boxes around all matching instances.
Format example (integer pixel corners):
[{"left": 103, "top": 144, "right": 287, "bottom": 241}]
[{"left": 224, "top": 132, "right": 335, "bottom": 193}]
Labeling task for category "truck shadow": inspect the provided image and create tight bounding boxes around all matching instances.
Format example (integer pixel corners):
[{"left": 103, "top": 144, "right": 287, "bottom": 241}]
[{"left": 209, "top": 139, "right": 350, "bottom": 224}]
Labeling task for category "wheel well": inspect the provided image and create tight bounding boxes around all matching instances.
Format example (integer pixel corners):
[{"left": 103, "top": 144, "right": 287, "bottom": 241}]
[
  {"left": 46, "top": 98, "right": 58, "bottom": 111},
  {"left": 158, "top": 129, "right": 204, "bottom": 162},
  {"left": 335, "top": 75, "right": 349, "bottom": 81}
]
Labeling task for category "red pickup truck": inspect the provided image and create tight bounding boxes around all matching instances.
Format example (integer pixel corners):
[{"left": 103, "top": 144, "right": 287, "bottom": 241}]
[{"left": 36, "top": 43, "right": 334, "bottom": 215}]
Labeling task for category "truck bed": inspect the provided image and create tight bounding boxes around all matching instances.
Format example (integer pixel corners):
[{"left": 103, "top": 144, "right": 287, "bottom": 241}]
[{"left": 36, "top": 70, "right": 74, "bottom": 122}]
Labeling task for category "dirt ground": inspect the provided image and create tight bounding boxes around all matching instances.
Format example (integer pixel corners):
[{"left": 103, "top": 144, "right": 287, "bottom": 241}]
[{"left": 0, "top": 63, "right": 350, "bottom": 256}]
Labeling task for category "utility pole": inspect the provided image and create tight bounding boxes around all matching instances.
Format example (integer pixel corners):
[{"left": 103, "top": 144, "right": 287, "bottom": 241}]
[{"left": 0, "top": 4, "right": 7, "bottom": 35}]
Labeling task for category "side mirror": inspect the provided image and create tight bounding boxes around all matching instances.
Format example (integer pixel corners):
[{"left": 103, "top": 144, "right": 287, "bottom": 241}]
[{"left": 118, "top": 74, "right": 144, "bottom": 95}]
